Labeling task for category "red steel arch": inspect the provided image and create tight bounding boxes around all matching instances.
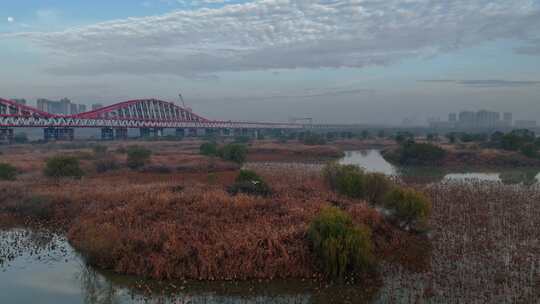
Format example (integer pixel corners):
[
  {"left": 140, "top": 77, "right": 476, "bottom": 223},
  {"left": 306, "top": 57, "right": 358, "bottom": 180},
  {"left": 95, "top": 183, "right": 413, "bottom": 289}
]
[
  {"left": 0, "top": 98, "right": 54, "bottom": 118},
  {"left": 73, "top": 99, "right": 209, "bottom": 123}
]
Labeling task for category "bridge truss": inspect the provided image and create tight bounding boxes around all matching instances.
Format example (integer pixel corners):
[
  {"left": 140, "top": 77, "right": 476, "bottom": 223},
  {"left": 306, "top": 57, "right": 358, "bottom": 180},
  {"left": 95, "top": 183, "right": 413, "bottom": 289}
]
[{"left": 0, "top": 98, "right": 302, "bottom": 130}]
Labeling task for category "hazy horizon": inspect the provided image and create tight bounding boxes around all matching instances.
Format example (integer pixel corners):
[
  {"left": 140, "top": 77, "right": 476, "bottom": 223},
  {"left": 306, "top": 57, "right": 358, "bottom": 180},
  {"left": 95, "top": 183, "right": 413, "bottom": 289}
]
[{"left": 1, "top": 0, "right": 540, "bottom": 124}]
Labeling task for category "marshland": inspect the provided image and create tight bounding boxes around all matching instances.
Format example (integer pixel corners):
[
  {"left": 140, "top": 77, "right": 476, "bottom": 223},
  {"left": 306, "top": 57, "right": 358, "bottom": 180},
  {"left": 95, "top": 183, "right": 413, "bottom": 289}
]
[{"left": 1, "top": 133, "right": 539, "bottom": 303}]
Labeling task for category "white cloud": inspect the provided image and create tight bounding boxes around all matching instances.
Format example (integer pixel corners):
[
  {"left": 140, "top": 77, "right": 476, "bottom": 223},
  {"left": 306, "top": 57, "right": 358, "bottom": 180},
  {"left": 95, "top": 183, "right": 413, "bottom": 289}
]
[
  {"left": 7, "top": 17, "right": 14, "bottom": 23},
  {"left": 4, "top": 0, "right": 540, "bottom": 77}
]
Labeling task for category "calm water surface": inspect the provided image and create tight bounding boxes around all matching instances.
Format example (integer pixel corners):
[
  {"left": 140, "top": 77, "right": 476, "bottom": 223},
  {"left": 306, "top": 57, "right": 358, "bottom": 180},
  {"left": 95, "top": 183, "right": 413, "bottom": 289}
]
[
  {"left": 0, "top": 229, "right": 389, "bottom": 304},
  {"left": 340, "top": 150, "right": 540, "bottom": 185}
]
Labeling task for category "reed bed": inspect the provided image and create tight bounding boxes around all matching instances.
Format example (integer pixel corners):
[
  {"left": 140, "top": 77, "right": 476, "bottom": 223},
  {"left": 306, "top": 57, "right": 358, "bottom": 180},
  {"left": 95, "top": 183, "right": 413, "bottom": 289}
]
[{"left": 377, "top": 180, "right": 540, "bottom": 303}]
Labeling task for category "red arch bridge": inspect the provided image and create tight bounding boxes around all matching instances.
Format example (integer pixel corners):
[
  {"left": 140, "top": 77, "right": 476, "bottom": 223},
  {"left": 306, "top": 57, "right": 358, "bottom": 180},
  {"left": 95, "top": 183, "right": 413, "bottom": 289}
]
[{"left": 0, "top": 98, "right": 306, "bottom": 141}]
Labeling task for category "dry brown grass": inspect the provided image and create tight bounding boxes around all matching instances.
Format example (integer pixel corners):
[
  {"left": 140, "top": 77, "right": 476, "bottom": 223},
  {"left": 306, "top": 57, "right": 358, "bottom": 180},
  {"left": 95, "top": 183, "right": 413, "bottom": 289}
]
[
  {"left": 247, "top": 141, "right": 343, "bottom": 162},
  {"left": 0, "top": 162, "right": 412, "bottom": 282}
]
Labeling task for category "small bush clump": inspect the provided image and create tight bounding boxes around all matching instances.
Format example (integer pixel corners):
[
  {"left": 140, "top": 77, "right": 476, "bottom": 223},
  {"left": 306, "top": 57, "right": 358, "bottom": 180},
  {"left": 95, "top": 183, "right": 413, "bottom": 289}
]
[
  {"left": 308, "top": 206, "right": 374, "bottom": 281},
  {"left": 228, "top": 169, "right": 272, "bottom": 196},
  {"left": 387, "top": 141, "right": 446, "bottom": 165},
  {"left": 384, "top": 187, "right": 432, "bottom": 229},
  {"left": 323, "top": 163, "right": 394, "bottom": 204},
  {"left": 44, "top": 156, "right": 84, "bottom": 179},
  {"left": 219, "top": 144, "right": 247, "bottom": 164},
  {"left": 200, "top": 142, "right": 219, "bottom": 156},
  {"left": 126, "top": 146, "right": 152, "bottom": 169},
  {"left": 323, "top": 163, "right": 366, "bottom": 199},
  {"left": 0, "top": 163, "right": 17, "bottom": 181},
  {"left": 363, "top": 172, "right": 394, "bottom": 205}
]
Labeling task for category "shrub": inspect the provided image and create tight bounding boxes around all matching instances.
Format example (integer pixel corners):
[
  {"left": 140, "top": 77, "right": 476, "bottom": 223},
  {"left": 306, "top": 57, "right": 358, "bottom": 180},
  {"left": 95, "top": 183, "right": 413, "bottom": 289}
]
[
  {"left": 384, "top": 187, "right": 432, "bottom": 228},
  {"left": 126, "top": 146, "right": 152, "bottom": 169},
  {"left": 0, "top": 163, "right": 17, "bottom": 181},
  {"left": 200, "top": 142, "right": 218, "bottom": 156},
  {"left": 308, "top": 207, "right": 374, "bottom": 280},
  {"left": 520, "top": 143, "right": 538, "bottom": 158},
  {"left": 44, "top": 156, "right": 84, "bottom": 179},
  {"left": 363, "top": 172, "right": 394, "bottom": 205},
  {"left": 228, "top": 169, "right": 272, "bottom": 196},
  {"left": 219, "top": 144, "right": 247, "bottom": 164},
  {"left": 396, "top": 142, "right": 446, "bottom": 165},
  {"left": 323, "top": 163, "right": 366, "bottom": 199},
  {"left": 94, "top": 159, "right": 119, "bottom": 173},
  {"left": 323, "top": 163, "right": 394, "bottom": 205},
  {"left": 93, "top": 145, "right": 108, "bottom": 157}
]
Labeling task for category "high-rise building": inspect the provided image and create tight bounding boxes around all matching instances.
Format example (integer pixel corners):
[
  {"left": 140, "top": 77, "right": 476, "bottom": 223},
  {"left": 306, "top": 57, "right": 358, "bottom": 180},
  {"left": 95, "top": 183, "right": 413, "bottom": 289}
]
[
  {"left": 12, "top": 99, "right": 27, "bottom": 105},
  {"left": 458, "top": 111, "right": 476, "bottom": 126},
  {"left": 70, "top": 103, "right": 79, "bottom": 115},
  {"left": 503, "top": 112, "right": 513, "bottom": 126},
  {"left": 92, "top": 103, "right": 104, "bottom": 111},
  {"left": 476, "top": 110, "right": 500, "bottom": 128},
  {"left": 36, "top": 98, "right": 85, "bottom": 115},
  {"left": 448, "top": 113, "right": 457, "bottom": 122},
  {"left": 79, "top": 104, "right": 87, "bottom": 113}
]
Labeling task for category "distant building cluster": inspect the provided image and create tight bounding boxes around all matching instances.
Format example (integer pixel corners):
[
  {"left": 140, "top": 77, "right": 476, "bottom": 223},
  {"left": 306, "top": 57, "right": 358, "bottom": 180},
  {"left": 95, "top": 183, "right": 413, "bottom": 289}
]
[
  {"left": 430, "top": 110, "right": 537, "bottom": 130},
  {"left": 91, "top": 103, "right": 104, "bottom": 111},
  {"left": 12, "top": 99, "right": 27, "bottom": 106},
  {"left": 36, "top": 98, "right": 87, "bottom": 115}
]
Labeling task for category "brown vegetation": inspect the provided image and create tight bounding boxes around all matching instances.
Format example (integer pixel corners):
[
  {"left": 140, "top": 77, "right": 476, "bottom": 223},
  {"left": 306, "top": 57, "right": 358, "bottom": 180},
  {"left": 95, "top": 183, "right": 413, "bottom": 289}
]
[
  {"left": 247, "top": 142, "right": 344, "bottom": 162},
  {"left": 0, "top": 145, "right": 418, "bottom": 283}
]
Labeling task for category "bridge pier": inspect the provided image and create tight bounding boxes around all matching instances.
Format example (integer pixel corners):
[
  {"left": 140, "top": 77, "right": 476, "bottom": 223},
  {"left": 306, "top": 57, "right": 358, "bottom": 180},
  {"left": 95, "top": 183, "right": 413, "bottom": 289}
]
[
  {"left": 101, "top": 128, "right": 114, "bottom": 141},
  {"left": 219, "top": 128, "right": 232, "bottom": 137},
  {"left": 44, "top": 128, "right": 74, "bottom": 141},
  {"left": 114, "top": 128, "right": 128, "bottom": 140},
  {"left": 0, "top": 128, "right": 14, "bottom": 144},
  {"left": 186, "top": 128, "right": 197, "bottom": 137},
  {"left": 139, "top": 128, "right": 163, "bottom": 138},
  {"left": 175, "top": 128, "right": 185, "bottom": 138}
]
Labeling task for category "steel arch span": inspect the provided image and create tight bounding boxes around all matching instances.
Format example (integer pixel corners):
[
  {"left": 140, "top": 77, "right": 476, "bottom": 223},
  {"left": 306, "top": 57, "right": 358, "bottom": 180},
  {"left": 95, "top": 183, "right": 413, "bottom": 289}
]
[{"left": 0, "top": 98, "right": 303, "bottom": 129}]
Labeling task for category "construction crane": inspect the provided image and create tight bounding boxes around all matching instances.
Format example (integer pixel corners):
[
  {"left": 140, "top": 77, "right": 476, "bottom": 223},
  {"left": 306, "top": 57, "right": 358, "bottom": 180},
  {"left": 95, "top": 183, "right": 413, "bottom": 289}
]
[{"left": 179, "top": 92, "right": 192, "bottom": 112}]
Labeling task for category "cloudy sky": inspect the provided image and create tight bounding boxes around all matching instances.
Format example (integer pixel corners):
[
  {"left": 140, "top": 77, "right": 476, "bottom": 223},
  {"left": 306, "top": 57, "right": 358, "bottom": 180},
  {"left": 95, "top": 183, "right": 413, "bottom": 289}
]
[{"left": 1, "top": 0, "right": 540, "bottom": 124}]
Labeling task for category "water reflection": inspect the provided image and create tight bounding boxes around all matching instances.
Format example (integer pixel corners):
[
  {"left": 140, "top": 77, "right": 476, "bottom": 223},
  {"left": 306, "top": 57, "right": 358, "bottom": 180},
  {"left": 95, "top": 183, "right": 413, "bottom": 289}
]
[
  {"left": 339, "top": 150, "right": 540, "bottom": 185},
  {"left": 0, "top": 228, "right": 378, "bottom": 304}
]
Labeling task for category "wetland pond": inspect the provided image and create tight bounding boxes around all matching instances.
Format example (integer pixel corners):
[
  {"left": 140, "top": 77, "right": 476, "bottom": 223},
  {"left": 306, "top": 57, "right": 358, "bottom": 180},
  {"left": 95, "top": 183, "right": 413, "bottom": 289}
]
[
  {"left": 2, "top": 149, "right": 538, "bottom": 303},
  {"left": 339, "top": 150, "right": 540, "bottom": 185}
]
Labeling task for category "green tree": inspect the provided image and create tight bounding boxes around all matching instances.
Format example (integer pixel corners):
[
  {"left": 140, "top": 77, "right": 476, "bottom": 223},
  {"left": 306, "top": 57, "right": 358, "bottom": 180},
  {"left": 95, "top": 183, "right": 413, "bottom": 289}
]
[
  {"left": 521, "top": 143, "right": 538, "bottom": 158},
  {"left": 200, "top": 142, "right": 219, "bottom": 156},
  {"left": 308, "top": 207, "right": 374, "bottom": 280},
  {"left": 126, "top": 146, "right": 152, "bottom": 169},
  {"left": 44, "top": 156, "right": 84, "bottom": 179},
  {"left": 219, "top": 144, "right": 247, "bottom": 164},
  {"left": 0, "top": 163, "right": 17, "bottom": 181},
  {"left": 228, "top": 169, "right": 272, "bottom": 196},
  {"left": 384, "top": 187, "right": 432, "bottom": 228}
]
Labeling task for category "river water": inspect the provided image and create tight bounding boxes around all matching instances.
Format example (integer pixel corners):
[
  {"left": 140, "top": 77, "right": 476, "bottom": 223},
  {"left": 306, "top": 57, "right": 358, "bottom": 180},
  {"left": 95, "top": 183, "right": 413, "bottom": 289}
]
[
  {"left": 339, "top": 150, "right": 540, "bottom": 185},
  {"left": 2, "top": 150, "right": 538, "bottom": 303}
]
